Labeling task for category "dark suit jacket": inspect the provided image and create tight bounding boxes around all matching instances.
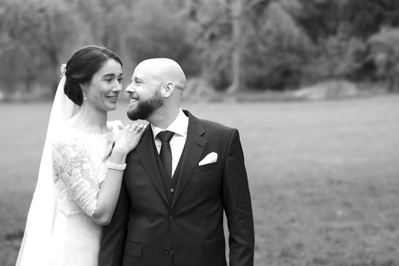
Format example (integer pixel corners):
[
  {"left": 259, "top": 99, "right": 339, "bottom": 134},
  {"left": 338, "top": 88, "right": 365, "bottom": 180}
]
[{"left": 99, "top": 111, "right": 254, "bottom": 266}]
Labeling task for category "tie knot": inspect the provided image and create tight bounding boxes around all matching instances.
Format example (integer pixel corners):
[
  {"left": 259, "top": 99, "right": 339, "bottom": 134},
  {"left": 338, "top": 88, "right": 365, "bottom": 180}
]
[{"left": 157, "top": 130, "right": 174, "bottom": 143}]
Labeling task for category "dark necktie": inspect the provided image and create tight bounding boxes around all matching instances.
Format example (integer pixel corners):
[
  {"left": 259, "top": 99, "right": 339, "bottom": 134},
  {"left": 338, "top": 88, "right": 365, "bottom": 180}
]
[{"left": 157, "top": 130, "right": 174, "bottom": 177}]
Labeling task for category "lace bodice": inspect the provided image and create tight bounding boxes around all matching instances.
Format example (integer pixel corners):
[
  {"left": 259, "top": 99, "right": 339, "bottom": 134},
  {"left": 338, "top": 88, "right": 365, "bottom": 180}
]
[{"left": 52, "top": 120, "right": 122, "bottom": 216}]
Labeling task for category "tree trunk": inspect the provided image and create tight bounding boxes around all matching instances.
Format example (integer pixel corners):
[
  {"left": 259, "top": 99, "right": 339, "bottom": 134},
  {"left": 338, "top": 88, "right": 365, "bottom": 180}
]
[
  {"left": 393, "top": 62, "right": 399, "bottom": 93},
  {"left": 390, "top": 74, "right": 399, "bottom": 93},
  {"left": 49, "top": 50, "right": 59, "bottom": 96},
  {"left": 24, "top": 73, "right": 34, "bottom": 101},
  {"left": 387, "top": 61, "right": 399, "bottom": 93},
  {"left": 42, "top": 7, "right": 59, "bottom": 96},
  {"left": 227, "top": 0, "right": 243, "bottom": 94}
]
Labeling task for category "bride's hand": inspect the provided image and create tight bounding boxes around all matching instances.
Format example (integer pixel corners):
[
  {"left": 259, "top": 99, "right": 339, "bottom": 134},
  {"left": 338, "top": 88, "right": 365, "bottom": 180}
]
[{"left": 113, "top": 124, "right": 146, "bottom": 155}]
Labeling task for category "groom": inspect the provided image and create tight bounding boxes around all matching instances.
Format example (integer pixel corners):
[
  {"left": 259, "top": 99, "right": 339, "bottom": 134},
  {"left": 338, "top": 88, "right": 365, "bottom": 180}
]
[{"left": 99, "top": 58, "right": 254, "bottom": 266}]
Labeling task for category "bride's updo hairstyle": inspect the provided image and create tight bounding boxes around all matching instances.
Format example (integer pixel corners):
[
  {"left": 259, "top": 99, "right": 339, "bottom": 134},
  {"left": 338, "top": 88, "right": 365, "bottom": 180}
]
[{"left": 64, "top": 45, "right": 123, "bottom": 106}]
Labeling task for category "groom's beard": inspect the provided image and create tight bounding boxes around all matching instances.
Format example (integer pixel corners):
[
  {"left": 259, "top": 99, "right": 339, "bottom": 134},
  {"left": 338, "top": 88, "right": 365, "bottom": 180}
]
[{"left": 127, "top": 90, "right": 164, "bottom": 121}]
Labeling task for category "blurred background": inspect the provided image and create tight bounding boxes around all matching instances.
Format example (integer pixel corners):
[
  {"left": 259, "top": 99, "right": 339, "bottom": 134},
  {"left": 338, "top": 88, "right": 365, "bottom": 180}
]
[
  {"left": 2, "top": 0, "right": 399, "bottom": 99},
  {"left": 1, "top": 0, "right": 399, "bottom": 265}
]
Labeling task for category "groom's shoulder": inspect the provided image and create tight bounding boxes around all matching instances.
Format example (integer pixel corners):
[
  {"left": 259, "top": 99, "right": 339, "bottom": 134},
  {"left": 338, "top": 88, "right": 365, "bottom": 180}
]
[
  {"left": 200, "top": 117, "right": 233, "bottom": 132},
  {"left": 185, "top": 110, "right": 235, "bottom": 133}
]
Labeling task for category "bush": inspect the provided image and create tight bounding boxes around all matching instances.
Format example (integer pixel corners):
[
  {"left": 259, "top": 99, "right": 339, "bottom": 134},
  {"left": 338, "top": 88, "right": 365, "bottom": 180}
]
[{"left": 294, "top": 80, "right": 359, "bottom": 100}]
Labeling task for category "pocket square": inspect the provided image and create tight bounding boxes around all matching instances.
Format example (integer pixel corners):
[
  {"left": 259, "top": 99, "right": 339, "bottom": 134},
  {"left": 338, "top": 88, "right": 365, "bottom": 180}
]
[{"left": 199, "top": 152, "right": 218, "bottom": 166}]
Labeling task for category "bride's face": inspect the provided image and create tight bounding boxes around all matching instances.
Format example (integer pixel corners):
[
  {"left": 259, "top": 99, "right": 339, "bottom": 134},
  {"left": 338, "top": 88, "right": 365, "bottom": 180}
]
[{"left": 84, "top": 59, "right": 123, "bottom": 111}]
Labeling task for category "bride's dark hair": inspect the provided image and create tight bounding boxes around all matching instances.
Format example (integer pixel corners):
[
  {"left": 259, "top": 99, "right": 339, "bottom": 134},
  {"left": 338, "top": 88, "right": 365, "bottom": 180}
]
[{"left": 64, "top": 45, "right": 123, "bottom": 106}]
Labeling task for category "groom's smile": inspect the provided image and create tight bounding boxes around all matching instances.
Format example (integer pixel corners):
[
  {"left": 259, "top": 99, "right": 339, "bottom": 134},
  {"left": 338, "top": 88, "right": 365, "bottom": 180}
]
[{"left": 126, "top": 88, "right": 164, "bottom": 121}]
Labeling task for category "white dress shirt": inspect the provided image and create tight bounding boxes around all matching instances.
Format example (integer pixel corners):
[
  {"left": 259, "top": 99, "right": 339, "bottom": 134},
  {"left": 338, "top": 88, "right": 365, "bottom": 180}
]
[{"left": 151, "top": 109, "right": 189, "bottom": 177}]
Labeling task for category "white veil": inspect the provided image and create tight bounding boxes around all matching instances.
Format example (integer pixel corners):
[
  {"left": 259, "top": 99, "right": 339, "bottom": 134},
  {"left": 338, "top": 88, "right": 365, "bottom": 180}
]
[{"left": 16, "top": 71, "right": 75, "bottom": 266}]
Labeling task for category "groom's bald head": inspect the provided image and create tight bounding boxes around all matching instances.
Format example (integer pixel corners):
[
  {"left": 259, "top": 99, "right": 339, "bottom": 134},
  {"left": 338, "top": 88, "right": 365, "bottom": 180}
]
[{"left": 135, "top": 58, "right": 186, "bottom": 93}]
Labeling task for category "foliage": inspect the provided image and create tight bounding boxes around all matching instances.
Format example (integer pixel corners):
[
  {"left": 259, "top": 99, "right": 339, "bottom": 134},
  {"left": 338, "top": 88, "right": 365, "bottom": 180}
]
[
  {"left": 368, "top": 27, "right": 399, "bottom": 92},
  {"left": 342, "top": 0, "right": 399, "bottom": 39},
  {"left": 303, "top": 36, "right": 367, "bottom": 83},
  {"left": 1, "top": 0, "right": 399, "bottom": 96},
  {"left": 295, "top": 0, "right": 347, "bottom": 43},
  {"left": 244, "top": 1, "right": 313, "bottom": 90},
  {"left": 126, "top": 0, "right": 201, "bottom": 76},
  {"left": 0, "top": 0, "right": 96, "bottom": 96},
  {"left": 179, "top": 0, "right": 236, "bottom": 90}
]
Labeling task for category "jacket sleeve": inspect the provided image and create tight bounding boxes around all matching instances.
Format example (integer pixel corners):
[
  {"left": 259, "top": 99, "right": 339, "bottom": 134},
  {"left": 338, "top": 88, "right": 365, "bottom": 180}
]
[
  {"left": 222, "top": 128, "right": 255, "bottom": 266},
  {"left": 98, "top": 180, "right": 129, "bottom": 266}
]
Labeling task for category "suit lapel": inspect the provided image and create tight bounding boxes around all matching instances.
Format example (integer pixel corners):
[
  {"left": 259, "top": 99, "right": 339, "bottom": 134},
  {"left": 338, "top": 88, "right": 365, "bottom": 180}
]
[
  {"left": 136, "top": 126, "right": 169, "bottom": 206},
  {"left": 171, "top": 111, "right": 207, "bottom": 209}
]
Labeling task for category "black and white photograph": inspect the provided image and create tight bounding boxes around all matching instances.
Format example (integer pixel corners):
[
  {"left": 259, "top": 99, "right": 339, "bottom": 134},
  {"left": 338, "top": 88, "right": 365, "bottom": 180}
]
[{"left": 1, "top": 0, "right": 399, "bottom": 266}]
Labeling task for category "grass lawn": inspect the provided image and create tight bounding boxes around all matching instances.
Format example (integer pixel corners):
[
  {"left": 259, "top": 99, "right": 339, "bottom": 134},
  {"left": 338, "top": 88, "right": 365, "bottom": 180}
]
[{"left": 1, "top": 95, "right": 398, "bottom": 266}]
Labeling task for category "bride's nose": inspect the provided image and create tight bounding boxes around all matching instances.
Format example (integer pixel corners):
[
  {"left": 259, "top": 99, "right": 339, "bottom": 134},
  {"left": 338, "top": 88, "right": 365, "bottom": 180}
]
[{"left": 112, "top": 81, "right": 123, "bottom": 92}]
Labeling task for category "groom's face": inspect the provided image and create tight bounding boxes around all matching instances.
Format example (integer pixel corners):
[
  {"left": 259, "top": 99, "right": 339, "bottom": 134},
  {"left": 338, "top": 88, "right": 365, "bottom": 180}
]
[
  {"left": 125, "top": 68, "right": 164, "bottom": 121},
  {"left": 126, "top": 87, "right": 163, "bottom": 121}
]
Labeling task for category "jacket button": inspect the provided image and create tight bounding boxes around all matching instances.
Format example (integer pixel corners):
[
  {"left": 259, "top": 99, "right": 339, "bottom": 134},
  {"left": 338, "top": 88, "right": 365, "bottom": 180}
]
[
  {"left": 169, "top": 215, "right": 174, "bottom": 222},
  {"left": 169, "top": 188, "right": 175, "bottom": 193}
]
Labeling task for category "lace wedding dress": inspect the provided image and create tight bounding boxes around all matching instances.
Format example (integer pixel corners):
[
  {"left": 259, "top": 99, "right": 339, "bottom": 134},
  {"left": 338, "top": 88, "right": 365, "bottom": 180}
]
[{"left": 49, "top": 120, "right": 121, "bottom": 266}]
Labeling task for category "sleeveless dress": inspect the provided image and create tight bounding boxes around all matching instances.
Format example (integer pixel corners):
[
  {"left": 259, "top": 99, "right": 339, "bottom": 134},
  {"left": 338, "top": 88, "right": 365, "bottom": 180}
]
[{"left": 49, "top": 120, "right": 121, "bottom": 266}]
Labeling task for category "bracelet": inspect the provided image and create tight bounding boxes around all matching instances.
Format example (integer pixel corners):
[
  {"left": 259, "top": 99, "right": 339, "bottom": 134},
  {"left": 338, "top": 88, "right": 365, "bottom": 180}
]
[{"left": 107, "top": 161, "right": 126, "bottom": 171}]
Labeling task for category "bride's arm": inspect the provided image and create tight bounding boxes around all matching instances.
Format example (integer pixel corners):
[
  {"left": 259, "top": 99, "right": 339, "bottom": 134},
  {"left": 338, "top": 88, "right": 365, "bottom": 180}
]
[
  {"left": 94, "top": 124, "right": 146, "bottom": 225},
  {"left": 92, "top": 148, "right": 129, "bottom": 225},
  {"left": 52, "top": 124, "right": 145, "bottom": 225}
]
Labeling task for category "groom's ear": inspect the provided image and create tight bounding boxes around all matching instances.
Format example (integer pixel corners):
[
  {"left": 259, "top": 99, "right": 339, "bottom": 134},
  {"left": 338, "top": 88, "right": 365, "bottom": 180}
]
[{"left": 162, "top": 81, "right": 174, "bottom": 98}]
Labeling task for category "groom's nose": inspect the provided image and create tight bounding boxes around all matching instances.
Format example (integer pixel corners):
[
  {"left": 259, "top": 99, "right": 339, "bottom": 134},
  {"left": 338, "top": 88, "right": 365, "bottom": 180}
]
[{"left": 125, "top": 83, "right": 134, "bottom": 93}]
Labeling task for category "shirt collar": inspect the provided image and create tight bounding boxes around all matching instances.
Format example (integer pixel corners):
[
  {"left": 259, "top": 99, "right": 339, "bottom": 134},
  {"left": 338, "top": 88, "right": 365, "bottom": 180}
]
[{"left": 151, "top": 109, "right": 188, "bottom": 139}]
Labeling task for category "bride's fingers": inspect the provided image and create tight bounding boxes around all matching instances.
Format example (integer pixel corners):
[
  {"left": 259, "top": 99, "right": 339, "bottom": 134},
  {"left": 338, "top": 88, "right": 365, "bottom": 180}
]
[
  {"left": 123, "top": 124, "right": 146, "bottom": 136},
  {"left": 130, "top": 124, "right": 139, "bottom": 131},
  {"left": 131, "top": 124, "right": 145, "bottom": 132}
]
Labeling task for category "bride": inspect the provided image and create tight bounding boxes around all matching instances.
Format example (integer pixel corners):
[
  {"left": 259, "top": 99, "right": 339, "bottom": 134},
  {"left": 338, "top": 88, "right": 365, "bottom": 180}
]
[{"left": 16, "top": 45, "right": 145, "bottom": 266}]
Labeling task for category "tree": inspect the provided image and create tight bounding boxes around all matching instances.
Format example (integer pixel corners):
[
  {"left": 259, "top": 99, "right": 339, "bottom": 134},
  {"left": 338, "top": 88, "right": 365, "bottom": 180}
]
[
  {"left": 0, "top": 0, "right": 94, "bottom": 96},
  {"left": 368, "top": 27, "right": 399, "bottom": 93},
  {"left": 302, "top": 35, "right": 366, "bottom": 83},
  {"left": 342, "top": 0, "right": 399, "bottom": 39},
  {"left": 294, "top": 0, "right": 347, "bottom": 43},
  {"left": 125, "top": 0, "right": 201, "bottom": 76},
  {"left": 243, "top": 0, "right": 313, "bottom": 90},
  {"left": 178, "top": 0, "right": 273, "bottom": 92},
  {"left": 215, "top": 0, "right": 271, "bottom": 93}
]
